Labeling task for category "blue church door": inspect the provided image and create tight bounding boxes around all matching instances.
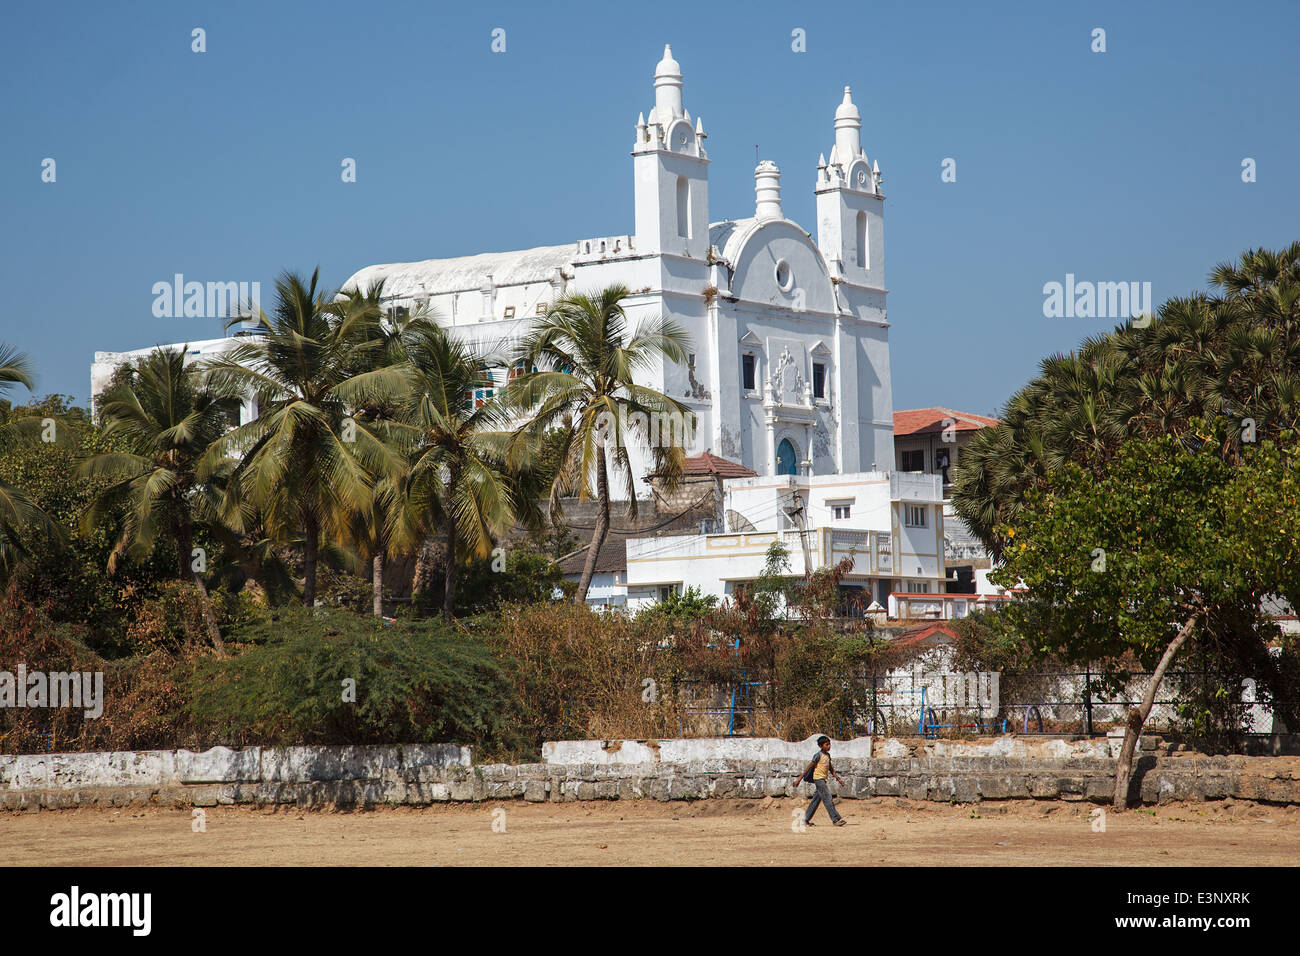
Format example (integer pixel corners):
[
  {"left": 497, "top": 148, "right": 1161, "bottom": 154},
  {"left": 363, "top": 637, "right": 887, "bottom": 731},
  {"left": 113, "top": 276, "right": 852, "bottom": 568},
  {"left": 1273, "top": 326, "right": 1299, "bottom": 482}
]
[{"left": 776, "top": 438, "right": 797, "bottom": 475}]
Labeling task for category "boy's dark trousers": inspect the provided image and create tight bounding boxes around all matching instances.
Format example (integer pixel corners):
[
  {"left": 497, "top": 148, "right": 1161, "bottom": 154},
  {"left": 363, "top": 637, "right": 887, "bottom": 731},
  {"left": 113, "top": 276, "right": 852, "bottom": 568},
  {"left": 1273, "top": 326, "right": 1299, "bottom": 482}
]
[{"left": 803, "top": 778, "right": 842, "bottom": 824}]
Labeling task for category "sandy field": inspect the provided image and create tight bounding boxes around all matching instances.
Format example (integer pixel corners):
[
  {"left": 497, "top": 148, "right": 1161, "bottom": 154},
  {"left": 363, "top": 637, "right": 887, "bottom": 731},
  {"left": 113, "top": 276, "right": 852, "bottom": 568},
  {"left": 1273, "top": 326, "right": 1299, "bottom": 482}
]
[{"left": 2, "top": 797, "right": 1297, "bottom": 866}]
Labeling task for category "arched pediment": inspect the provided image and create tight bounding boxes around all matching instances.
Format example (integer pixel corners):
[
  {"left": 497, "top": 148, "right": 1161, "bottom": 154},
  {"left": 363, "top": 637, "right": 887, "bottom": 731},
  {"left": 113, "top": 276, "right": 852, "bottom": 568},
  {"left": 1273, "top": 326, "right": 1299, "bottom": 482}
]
[{"left": 722, "top": 220, "right": 837, "bottom": 315}]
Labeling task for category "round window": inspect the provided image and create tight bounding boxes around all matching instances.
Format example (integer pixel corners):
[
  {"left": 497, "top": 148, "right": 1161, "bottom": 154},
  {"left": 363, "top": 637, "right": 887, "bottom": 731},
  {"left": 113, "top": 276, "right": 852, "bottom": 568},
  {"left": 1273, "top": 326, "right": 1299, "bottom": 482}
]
[{"left": 775, "top": 260, "right": 793, "bottom": 292}]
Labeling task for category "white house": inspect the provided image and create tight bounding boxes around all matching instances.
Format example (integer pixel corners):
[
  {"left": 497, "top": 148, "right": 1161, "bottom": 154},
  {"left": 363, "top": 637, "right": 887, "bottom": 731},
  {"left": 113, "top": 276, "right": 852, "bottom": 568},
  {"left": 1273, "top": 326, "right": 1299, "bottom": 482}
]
[{"left": 621, "top": 469, "right": 947, "bottom": 613}]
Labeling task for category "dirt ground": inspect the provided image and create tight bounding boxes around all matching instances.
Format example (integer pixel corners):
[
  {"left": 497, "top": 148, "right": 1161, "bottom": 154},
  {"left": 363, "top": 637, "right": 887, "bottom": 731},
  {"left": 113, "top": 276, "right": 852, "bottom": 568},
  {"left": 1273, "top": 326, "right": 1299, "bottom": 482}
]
[{"left": 2, "top": 797, "right": 1297, "bottom": 866}]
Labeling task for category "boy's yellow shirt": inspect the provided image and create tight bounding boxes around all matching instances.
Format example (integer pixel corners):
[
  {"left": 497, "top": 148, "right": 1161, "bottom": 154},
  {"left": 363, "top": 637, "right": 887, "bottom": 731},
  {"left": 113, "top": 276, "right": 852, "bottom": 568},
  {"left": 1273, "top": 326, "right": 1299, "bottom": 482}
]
[{"left": 812, "top": 752, "right": 830, "bottom": 780}]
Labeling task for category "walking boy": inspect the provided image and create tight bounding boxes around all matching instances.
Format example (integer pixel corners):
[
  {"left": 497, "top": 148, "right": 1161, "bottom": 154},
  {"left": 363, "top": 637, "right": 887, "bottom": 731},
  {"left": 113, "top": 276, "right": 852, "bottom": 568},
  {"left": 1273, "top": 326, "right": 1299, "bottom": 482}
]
[{"left": 796, "top": 735, "right": 847, "bottom": 827}]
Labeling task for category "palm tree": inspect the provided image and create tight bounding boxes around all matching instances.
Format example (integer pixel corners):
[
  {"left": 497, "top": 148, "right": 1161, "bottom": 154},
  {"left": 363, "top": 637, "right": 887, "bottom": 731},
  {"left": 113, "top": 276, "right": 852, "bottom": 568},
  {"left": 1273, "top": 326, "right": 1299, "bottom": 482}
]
[
  {"left": 952, "top": 243, "right": 1300, "bottom": 553},
  {"left": 331, "top": 278, "right": 418, "bottom": 617},
  {"left": 508, "top": 284, "right": 692, "bottom": 604},
  {"left": 80, "top": 346, "right": 241, "bottom": 656},
  {"left": 202, "top": 269, "right": 402, "bottom": 608},
  {"left": 343, "top": 321, "right": 526, "bottom": 619},
  {"left": 0, "top": 345, "right": 64, "bottom": 577}
]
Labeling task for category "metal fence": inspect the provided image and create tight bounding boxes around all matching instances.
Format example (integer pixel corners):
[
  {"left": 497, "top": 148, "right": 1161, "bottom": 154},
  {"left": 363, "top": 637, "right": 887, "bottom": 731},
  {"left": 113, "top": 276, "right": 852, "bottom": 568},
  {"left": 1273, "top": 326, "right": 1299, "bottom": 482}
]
[{"left": 680, "top": 667, "right": 1286, "bottom": 739}]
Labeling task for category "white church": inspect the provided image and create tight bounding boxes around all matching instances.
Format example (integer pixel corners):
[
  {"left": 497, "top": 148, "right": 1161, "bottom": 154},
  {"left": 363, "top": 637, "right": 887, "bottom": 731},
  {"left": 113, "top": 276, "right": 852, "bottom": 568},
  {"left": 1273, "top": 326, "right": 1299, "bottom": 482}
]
[
  {"left": 343, "top": 45, "right": 894, "bottom": 484},
  {"left": 92, "top": 46, "right": 962, "bottom": 611}
]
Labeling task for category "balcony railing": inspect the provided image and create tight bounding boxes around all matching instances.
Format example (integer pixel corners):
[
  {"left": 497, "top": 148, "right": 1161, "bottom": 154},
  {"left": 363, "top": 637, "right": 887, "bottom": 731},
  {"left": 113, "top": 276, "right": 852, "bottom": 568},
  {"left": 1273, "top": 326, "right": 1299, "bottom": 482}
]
[{"left": 627, "top": 526, "right": 895, "bottom": 579}]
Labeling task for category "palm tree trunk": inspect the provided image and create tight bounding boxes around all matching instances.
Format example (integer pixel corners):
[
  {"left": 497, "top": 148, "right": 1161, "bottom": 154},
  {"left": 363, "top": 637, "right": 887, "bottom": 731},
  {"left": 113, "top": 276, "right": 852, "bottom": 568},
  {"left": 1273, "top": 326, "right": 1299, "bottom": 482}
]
[
  {"left": 575, "top": 445, "right": 611, "bottom": 604},
  {"left": 191, "top": 572, "right": 228, "bottom": 659},
  {"left": 442, "top": 508, "right": 457, "bottom": 620},
  {"left": 1111, "top": 611, "right": 1200, "bottom": 810},
  {"left": 372, "top": 552, "right": 384, "bottom": 618},
  {"left": 302, "top": 513, "right": 319, "bottom": 608},
  {"left": 175, "top": 517, "right": 226, "bottom": 659},
  {"left": 412, "top": 538, "right": 436, "bottom": 599}
]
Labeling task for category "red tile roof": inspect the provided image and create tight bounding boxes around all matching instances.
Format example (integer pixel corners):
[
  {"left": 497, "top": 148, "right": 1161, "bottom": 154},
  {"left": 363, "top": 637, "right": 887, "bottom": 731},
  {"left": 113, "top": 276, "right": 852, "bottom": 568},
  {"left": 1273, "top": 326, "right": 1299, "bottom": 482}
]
[
  {"left": 893, "top": 407, "right": 999, "bottom": 437},
  {"left": 651, "top": 452, "right": 757, "bottom": 479},
  {"left": 891, "top": 622, "right": 960, "bottom": 647}
]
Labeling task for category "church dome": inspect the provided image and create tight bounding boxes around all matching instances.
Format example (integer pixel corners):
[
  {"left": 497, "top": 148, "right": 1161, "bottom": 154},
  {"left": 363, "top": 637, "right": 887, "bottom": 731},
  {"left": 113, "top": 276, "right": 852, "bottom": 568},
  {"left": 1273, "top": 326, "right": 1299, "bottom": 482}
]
[
  {"left": 834, "top": 86, "right": 860, "bottom": 122},
  {"left": 654, "top": 44, "right": 681, "bottom": 79}
]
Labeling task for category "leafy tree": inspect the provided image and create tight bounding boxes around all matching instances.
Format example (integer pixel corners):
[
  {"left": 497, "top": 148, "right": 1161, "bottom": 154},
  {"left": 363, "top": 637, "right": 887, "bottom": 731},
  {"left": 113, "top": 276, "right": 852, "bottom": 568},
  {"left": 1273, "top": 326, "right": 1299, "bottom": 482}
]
[
  {"left": 638, "top": 584, "right": 718, "bottom": 623},
  {"left": 0, "top": 346, "right": 64, "bottom": 576},
  {"left": 990, "top": 427, "right": 1296, "bottom": 807},
  {"left": 509, "top": 285, "right": 692, "bottom": 603},
  {"left": 448, "top": 548, "right": 564, "bottom": 616}
]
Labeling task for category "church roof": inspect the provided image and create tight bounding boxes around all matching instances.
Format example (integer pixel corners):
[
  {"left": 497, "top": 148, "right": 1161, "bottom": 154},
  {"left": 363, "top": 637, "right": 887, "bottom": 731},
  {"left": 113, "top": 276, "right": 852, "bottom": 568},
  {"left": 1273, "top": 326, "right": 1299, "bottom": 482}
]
[
  {"left": 709, "top": 218, "right": 755, "bottom": 263},
  {"left": 342, "top": 243, "right": 573, "bottom": 299}
]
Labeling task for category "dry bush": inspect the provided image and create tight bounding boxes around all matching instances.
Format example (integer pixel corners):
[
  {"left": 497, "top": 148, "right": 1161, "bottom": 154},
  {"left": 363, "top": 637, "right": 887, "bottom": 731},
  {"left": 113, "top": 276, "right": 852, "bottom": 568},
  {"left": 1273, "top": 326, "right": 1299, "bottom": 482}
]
[
  {"left": 495, "top": 602, "right": 691, "bottom": 744},
  {"left": 0, "top": 587, "right": 204, "bottom": 754}
]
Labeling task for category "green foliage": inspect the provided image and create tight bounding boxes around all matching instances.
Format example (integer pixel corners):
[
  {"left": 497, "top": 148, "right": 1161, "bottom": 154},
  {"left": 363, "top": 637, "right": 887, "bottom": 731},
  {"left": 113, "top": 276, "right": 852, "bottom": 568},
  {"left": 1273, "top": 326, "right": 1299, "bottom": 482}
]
[
  {"left": 991, "top": 426, "right": 1300, "bottom": 744},
  {"left": 991, "top": 431, "right": 1241, "bottom": 670},
  {"left": 637, "top": 584, "right": 718, "bottom": 623},
  {"left": 451, "top": 548, "right": 563, "bottom": 615},
  {"left": 182, "top": 609, "right": 518, "bottom": 750},
  {"left": 0, "top": 394, "right": 177, "bottom": 656},
  {"left": 950, "top": 609, "right": 1039, "bottom": 673}
]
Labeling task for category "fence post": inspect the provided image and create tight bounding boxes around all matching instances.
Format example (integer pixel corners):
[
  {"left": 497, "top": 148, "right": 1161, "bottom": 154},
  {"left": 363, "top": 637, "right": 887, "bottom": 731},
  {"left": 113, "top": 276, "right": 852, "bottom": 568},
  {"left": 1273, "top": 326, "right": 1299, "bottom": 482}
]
[{"left": 1084, "top": 664, "right": 1094, "bottom": 737}]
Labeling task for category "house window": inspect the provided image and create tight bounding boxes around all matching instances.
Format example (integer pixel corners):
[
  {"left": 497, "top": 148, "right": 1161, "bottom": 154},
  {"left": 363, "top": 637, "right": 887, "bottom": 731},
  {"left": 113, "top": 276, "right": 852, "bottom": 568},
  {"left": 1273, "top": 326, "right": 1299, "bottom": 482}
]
[
  {"left": 464, "top": 385, "right": 495, "bottom": 409},
  {"left": 833, "top": 504, "right": 851, "bottom": 520},
  {"left": 658, "top": 584, "right": 681, "bottom": 602},
  {"left": 901, "top": 449, "right": 924, "bottom": 472},
  {"left": 906, "top": 581, "right": 930, "bottom": 593},
  {"left": 507, "top": 359, "right": 537, "bottom": 382},
  {"left": 503, "top": 306, "right": 515, "bottom": 319},
  {"left": 904, "top": 505, "right": 927, "bottom": 528},
  {"left": 742, "top": 354, "right": 756, "bottom": 391},
  {"left": 536, "top": 302, "right": 548, "bottom": 315},
  {"left": 812, "top": 362, "right": 826, "bottom": 399}
]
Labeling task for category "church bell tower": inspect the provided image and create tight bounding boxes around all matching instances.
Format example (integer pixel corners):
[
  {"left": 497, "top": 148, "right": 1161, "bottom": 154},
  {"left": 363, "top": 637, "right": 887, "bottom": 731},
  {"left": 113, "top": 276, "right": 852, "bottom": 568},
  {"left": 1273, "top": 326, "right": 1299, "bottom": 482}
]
[
  {"left": 815, "top": 87, "right": 884, "bottom": 292},
  {"left": 633, "top": 46, "right": 710, "bottom": 259}
]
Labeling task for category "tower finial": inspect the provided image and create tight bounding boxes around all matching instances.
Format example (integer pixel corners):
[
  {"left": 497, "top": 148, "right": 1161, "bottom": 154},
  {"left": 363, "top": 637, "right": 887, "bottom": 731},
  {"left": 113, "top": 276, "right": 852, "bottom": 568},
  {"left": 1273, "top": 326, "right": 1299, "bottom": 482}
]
[
  {"left": 653, "top": 44, "right": 684, "bottom": 120},
  {"left": 833, "top": 84, "right": 863, "bottom": 160}
]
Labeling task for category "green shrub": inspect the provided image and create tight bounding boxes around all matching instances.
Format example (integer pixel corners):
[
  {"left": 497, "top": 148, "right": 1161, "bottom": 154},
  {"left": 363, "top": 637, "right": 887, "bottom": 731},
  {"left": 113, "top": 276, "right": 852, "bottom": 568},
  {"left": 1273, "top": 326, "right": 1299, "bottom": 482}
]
[{"left": 182, "top": 608, "right": 521, "bottom": 753}]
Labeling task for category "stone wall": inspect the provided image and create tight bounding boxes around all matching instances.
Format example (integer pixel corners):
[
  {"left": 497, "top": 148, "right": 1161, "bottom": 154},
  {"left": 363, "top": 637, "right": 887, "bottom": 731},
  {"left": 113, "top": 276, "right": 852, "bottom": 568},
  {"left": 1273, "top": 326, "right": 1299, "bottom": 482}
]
[
  {"left": 4, "top": 745, "right": 1299, "bottom": 810},
  {"left": 0, "top": 743, "right": 467, "bottom": 797},
  {"left": 543, "top": 735, "right": 873, "bottom": 765}
]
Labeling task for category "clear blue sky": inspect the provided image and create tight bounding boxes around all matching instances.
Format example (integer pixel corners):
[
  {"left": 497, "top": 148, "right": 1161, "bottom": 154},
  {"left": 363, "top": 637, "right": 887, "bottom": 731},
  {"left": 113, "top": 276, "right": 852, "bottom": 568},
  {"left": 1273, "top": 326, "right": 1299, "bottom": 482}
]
[{"left": 3, "top": 0, "right": 1297, "bottom": 417}]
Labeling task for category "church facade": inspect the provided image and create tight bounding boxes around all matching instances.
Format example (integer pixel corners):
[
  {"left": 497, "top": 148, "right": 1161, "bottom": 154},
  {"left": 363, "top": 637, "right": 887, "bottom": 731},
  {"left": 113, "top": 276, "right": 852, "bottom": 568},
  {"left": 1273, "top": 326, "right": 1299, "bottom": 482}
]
[
  {"left": 340, "top": 46, "right": 895, "bottom": 489},
  {"left": 94, "top": 46, "right": 896, "bottom": 496}
]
